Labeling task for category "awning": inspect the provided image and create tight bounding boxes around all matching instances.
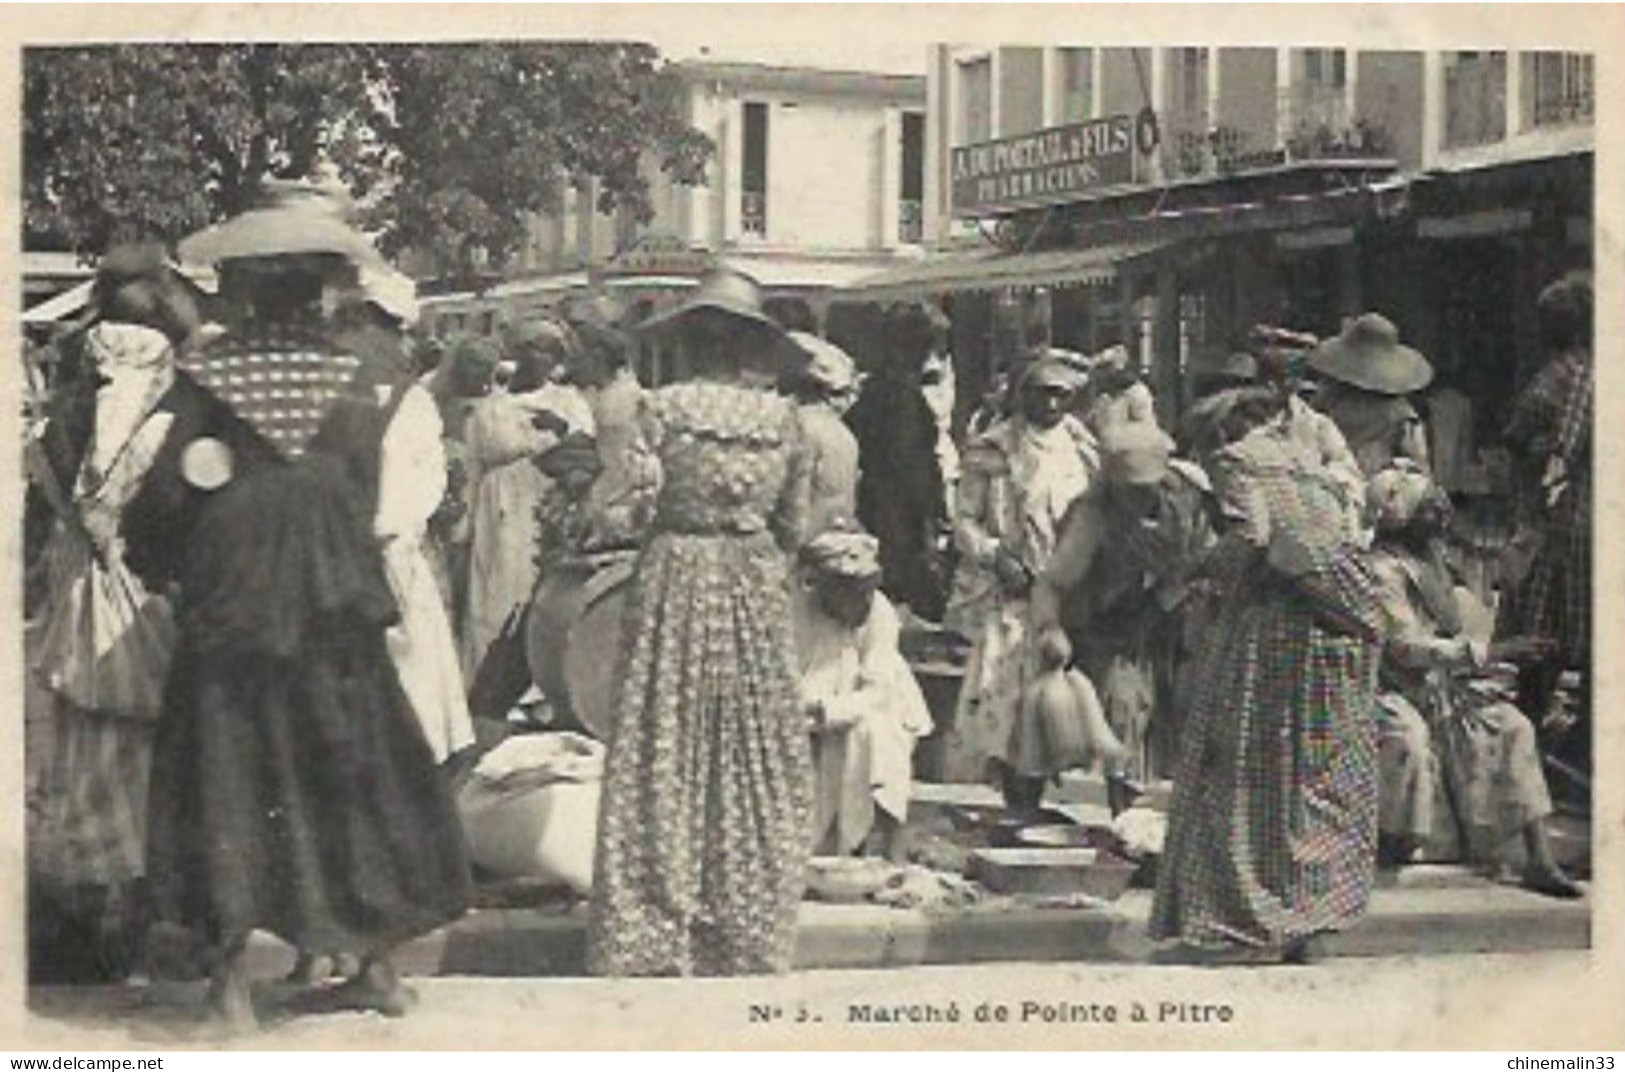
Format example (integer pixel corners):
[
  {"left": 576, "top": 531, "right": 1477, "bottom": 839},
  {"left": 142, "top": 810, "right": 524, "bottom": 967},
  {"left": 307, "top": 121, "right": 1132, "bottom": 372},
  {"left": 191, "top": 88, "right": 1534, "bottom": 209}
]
[
  {"left": 838, "top": 241, "right": 1162, "bottom": 301},
  {"left": 22, "top": 281, "right": 93, "bottom": 326}
]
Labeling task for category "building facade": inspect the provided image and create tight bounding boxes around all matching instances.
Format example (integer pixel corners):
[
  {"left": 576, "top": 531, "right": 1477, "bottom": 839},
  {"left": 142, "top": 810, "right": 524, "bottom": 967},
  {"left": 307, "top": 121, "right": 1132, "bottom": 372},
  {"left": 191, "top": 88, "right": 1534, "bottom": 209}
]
[
  {"left": 422, "top": 59, "right": 930, "bottom": 372},
  {"left": 849, "top": 44, "right": 1592, "bottom": 439}
]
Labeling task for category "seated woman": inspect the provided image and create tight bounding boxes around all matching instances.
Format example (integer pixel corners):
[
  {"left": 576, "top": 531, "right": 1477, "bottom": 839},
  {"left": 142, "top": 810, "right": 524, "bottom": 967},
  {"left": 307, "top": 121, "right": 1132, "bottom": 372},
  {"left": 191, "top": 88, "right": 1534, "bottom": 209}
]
[
  {"left": 1366, "top": 462, "right": 1581, "bottom": 898},
  {"left": 792, "top": 527, "right": 934, "bottom": 862}
]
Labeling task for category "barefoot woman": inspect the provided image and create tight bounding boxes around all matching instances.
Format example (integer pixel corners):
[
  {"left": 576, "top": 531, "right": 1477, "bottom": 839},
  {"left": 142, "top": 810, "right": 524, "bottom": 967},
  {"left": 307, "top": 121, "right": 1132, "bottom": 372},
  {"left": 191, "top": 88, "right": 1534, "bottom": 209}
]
[{"left": 125, "top": 184, "right": 471, "bottom": 1026}]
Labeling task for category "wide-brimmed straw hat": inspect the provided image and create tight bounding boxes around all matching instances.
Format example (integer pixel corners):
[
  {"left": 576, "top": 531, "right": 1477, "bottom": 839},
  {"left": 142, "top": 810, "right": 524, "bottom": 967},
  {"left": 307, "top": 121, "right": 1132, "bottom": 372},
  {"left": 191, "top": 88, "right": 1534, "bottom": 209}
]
[
  {"left": 178, "top": 180, "right": 386, "bottom": 270},
  {"left": 1308, "top": 313, "right": 1433, "bottom": 396},
  {"left": 635, "top": 266, "right": 783, "bottom": 338}
]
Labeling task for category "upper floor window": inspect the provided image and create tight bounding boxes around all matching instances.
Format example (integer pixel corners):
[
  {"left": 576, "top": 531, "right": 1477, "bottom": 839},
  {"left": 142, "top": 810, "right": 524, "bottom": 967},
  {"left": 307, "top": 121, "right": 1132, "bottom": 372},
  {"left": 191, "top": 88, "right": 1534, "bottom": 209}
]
[
  {"left": 900, "top": 111, "right": 925, "bottom": 244},
  {"left": 1523, "top": 51, "right": 1594, "bottom": 129},
  {"left": 741, "top": 100, "right": 768, "bottom": 237},
  {"left": 959, "top": 56, "right": 992, "bottom": 143},
  {"left": 1303, "top": 48, "right": 1347, "bottom": 90},
  {"left": 1174, "top": 48, "right": 1208, "bottom": 117},
  {"left": 1444, "top": 51, "right": 1508, "bottom": 149},
  {"left": 1057, "top": 47, "right": 1094, "bottom": 123}
]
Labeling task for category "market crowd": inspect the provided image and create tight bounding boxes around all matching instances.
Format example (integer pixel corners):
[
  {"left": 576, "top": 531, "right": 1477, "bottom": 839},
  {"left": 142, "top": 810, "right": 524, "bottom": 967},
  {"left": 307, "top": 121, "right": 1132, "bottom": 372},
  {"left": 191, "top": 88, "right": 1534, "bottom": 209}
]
[{"left": 23, "top": 178, "right": 1590, "bottom": 1025}]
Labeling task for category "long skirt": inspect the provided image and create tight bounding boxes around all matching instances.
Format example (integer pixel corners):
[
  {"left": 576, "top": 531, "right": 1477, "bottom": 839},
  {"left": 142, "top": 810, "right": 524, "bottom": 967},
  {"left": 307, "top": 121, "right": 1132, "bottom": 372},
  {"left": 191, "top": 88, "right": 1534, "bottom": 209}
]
[
  {"left": 382, "top": 535, "right": 475, "bottom": 763},
  {"left": 1150, "top": 590, "right": 1380, "bottom": 949},
  {"left": 1378, "top": 690, "right": 1551, "bottom": 861},
  {"left": 940, "top": 597, "right": 1032, "bottom": 785},
  {"left": 586, "top": 531, "right": 813, "bottom": 976},
  {"left": 146, "top": 460, "right": 472, "bottom": 953}
]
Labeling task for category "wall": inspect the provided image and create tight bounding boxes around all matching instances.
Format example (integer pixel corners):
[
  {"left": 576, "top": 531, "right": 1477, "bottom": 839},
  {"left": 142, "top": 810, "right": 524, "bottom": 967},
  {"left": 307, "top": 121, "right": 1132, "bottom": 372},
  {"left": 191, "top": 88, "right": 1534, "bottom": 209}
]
[
  {"left": 998, "top": 46, "right": 1045, "bottom": 136},
  {"left": 762, "top": 97, "right": 888, "bottom": 250}
]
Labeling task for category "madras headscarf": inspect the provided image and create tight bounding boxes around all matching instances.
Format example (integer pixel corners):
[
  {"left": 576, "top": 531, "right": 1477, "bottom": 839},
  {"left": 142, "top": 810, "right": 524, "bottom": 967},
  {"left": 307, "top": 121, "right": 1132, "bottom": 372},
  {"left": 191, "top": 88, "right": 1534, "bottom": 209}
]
[
  {"left": 800, "top": 526, "right": 882, "bottom": 581},
  {"left": 1366, "top": 459, "right": 1435, "bottom": 534}
]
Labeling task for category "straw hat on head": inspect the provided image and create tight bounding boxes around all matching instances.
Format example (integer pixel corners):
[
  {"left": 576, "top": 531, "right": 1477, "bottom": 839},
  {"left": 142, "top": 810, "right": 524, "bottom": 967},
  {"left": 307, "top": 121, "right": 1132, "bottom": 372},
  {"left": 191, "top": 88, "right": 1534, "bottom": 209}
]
[
  {"left": 178, "top": 179, "right": 386, "bottom": 270},
  {"left": 1308, "top": 313, "right": 1433, "bottom": 396},
  {"left": 786, "top": 332, "right": 858, "bottom": 395},
  {"left": 635, "top": 265, "right": 783, "bottom": 338}
]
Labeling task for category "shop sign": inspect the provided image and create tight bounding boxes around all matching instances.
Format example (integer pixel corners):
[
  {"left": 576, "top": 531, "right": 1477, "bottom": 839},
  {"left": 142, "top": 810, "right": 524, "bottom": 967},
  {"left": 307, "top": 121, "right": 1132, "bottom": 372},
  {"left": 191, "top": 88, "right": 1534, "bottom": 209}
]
[
  {"left": 951, "top": 114, "right": 1136, "bottom": 217},
  {"left": 601, "top": 236, "right": 715, "bottom": 278}
]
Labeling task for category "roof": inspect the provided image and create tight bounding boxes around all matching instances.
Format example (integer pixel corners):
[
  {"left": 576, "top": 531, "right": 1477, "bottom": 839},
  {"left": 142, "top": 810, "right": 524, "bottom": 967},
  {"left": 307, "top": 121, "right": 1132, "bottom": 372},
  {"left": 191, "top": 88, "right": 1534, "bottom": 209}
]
[
  {"left": 673, "top": 60, "right": 924, "bottom": 102},
  {"left": 839, "top": 241, "right": 1165, "bottom": 301}
]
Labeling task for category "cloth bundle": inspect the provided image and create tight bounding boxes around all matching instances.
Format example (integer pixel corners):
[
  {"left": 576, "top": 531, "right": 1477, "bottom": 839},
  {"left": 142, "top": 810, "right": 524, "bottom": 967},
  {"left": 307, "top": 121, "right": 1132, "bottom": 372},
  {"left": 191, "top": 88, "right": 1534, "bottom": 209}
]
[{"left": 456, "top": 731, "right": 606, "bottom": 894}]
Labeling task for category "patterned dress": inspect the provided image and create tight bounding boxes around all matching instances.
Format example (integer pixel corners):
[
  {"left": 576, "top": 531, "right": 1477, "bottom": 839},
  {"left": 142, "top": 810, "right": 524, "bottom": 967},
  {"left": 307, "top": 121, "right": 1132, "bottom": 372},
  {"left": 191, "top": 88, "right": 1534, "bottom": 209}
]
[
  {"left": 1150, "top": 427, "right": 1382, "bottom": 950},
  {"left": 30, "top": 326, "right": 176, "bottom": 909},
  {"left": 1503, "top": 349, "right": 1590, "bottom": 670},
  {"left": 1370, "top": 546, "right": 1553, "bottom": 859},
  {"left": 1039, "top": 462, "right": 1217, "bottom": 780},
  {"left": 586, "top": 381, "right": 813, "bottom": 977},
  {"left": 942, "top": 416, "right": 1098, "bottom": 784}
]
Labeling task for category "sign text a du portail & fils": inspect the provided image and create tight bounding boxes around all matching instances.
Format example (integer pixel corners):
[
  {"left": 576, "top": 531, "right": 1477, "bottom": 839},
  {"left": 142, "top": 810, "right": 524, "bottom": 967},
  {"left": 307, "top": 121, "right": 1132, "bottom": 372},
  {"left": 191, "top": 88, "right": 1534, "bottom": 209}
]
[{"left": 951, "top": 114, "right": 1138, "bottom": 218}]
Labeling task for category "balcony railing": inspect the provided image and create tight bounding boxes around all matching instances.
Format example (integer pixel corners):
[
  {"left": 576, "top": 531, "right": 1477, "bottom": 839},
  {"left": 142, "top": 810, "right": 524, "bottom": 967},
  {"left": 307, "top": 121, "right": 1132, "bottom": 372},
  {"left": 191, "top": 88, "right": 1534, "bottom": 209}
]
[
  {"left": 1444, "top": 57, "right": 1508, "bottom": 149},
  {"left": 1528, "top": 53, "right": 1595, "bottom": 129},
  {"left": 741, "top": 191, "right": 766, "bottom": 237},
  {"left": 898, "top": 199, "right": 923, "bottom": 244}
]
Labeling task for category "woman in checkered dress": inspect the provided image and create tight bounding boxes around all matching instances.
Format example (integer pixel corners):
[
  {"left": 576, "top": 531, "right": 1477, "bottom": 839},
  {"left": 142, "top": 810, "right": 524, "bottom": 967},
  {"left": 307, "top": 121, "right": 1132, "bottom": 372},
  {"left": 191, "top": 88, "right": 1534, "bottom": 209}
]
[
  {"left": 1502, "top": 274, "right": 1591, "bottom": 733},
  {"left": 1150, "top": 387, "right": 1382, "bottom": 964}
]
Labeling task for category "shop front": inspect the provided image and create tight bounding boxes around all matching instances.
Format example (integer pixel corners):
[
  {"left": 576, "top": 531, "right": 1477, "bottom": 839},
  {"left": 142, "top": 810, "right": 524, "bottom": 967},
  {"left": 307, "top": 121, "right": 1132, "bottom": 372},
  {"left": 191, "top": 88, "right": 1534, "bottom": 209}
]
[{"left": 841, "top": 108, "right": 1403, "bottom": 429}]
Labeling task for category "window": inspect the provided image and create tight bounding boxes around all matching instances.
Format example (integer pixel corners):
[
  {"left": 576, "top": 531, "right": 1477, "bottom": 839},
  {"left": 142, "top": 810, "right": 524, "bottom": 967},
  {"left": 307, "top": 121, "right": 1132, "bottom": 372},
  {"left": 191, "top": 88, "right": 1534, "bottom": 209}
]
[
  {"left": 1303, "top": 48, "right": 1347, "bottom": 89},
  {"left": 959, "top": 56, "right": 992, "bottom": 142},
  {"left": 741, "top": 101, "right": 768, "bottom": 236},
  {"left": 900, "top": 111, "right": 925, "bottom": 244},
  {"left": 1444, "top": 51, "right": 1507, "bottom": 148},
  {"left": 1524, "top": 52, "right": 1594, "bottom": 129},
  {"left": 1177, "top": 48, "right": 1206, "bottom": 115},
  {"left": 1058, "top": 47, "right": 1093, "bottom": 122},
  {"left": 1292, "top": 48, "right": 1350, "bottom": 133}
]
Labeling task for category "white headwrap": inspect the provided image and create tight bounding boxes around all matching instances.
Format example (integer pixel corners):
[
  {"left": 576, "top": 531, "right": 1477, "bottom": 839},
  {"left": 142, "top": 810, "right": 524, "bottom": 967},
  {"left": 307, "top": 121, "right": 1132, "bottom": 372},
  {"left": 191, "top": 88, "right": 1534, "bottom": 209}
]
[{"left": 84, "top": 323, "right": 174, "bottom": 478}]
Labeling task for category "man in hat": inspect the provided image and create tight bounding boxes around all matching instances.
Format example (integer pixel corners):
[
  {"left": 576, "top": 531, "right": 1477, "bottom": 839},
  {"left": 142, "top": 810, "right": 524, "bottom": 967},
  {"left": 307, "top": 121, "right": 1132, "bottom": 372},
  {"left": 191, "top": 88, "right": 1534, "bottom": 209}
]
[
  {"left": 1308, "top": 313, "right": 1435, "bottom": 478},
  {"left": 1364, "top": 463, "right": 1581, "bottom": 898},
  {"left": 782, "top": 331, "right": 862, "bottom": 539},
  {"left": 941, "top": 352, "right": 1098, "bottom": 805},
  {"left": 1031, "top": 420, "right": 1218, "bottom": 784},
  {"left": 793, "top": 526, "right": 934, "bottom": 861},
  {"left": 845, "top": 301, "right": 954, "bottom": 622}
]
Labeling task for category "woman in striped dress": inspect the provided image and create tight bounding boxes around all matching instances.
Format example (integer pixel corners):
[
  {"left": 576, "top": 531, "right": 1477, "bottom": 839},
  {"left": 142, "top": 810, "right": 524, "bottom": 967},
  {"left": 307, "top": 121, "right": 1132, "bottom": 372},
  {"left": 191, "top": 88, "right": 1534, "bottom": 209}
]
[{"left": 1150, "top": 387, "right": 1382, "bottom": 964}]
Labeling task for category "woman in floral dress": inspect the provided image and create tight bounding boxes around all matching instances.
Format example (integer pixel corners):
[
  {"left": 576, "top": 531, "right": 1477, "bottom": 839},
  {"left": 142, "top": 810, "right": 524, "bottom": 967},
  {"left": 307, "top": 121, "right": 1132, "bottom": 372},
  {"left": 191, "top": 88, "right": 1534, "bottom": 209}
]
[{"left": 586, "top": 269, "right": 813, "bottom": 977}]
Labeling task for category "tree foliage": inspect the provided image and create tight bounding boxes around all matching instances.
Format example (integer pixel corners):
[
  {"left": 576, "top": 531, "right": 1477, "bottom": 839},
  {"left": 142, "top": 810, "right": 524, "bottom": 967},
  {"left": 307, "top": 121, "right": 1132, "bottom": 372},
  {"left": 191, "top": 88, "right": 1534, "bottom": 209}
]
[{"left": 24, "top": 42, "right": 713, "bottom": 272}]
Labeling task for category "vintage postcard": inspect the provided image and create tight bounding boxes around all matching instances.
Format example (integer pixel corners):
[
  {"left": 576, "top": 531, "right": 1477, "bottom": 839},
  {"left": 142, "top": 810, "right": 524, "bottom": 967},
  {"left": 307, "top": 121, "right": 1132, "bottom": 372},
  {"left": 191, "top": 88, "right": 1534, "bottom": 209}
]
[{"left": 2, "top": 2, "right": 1621, "bottom": 1051}]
